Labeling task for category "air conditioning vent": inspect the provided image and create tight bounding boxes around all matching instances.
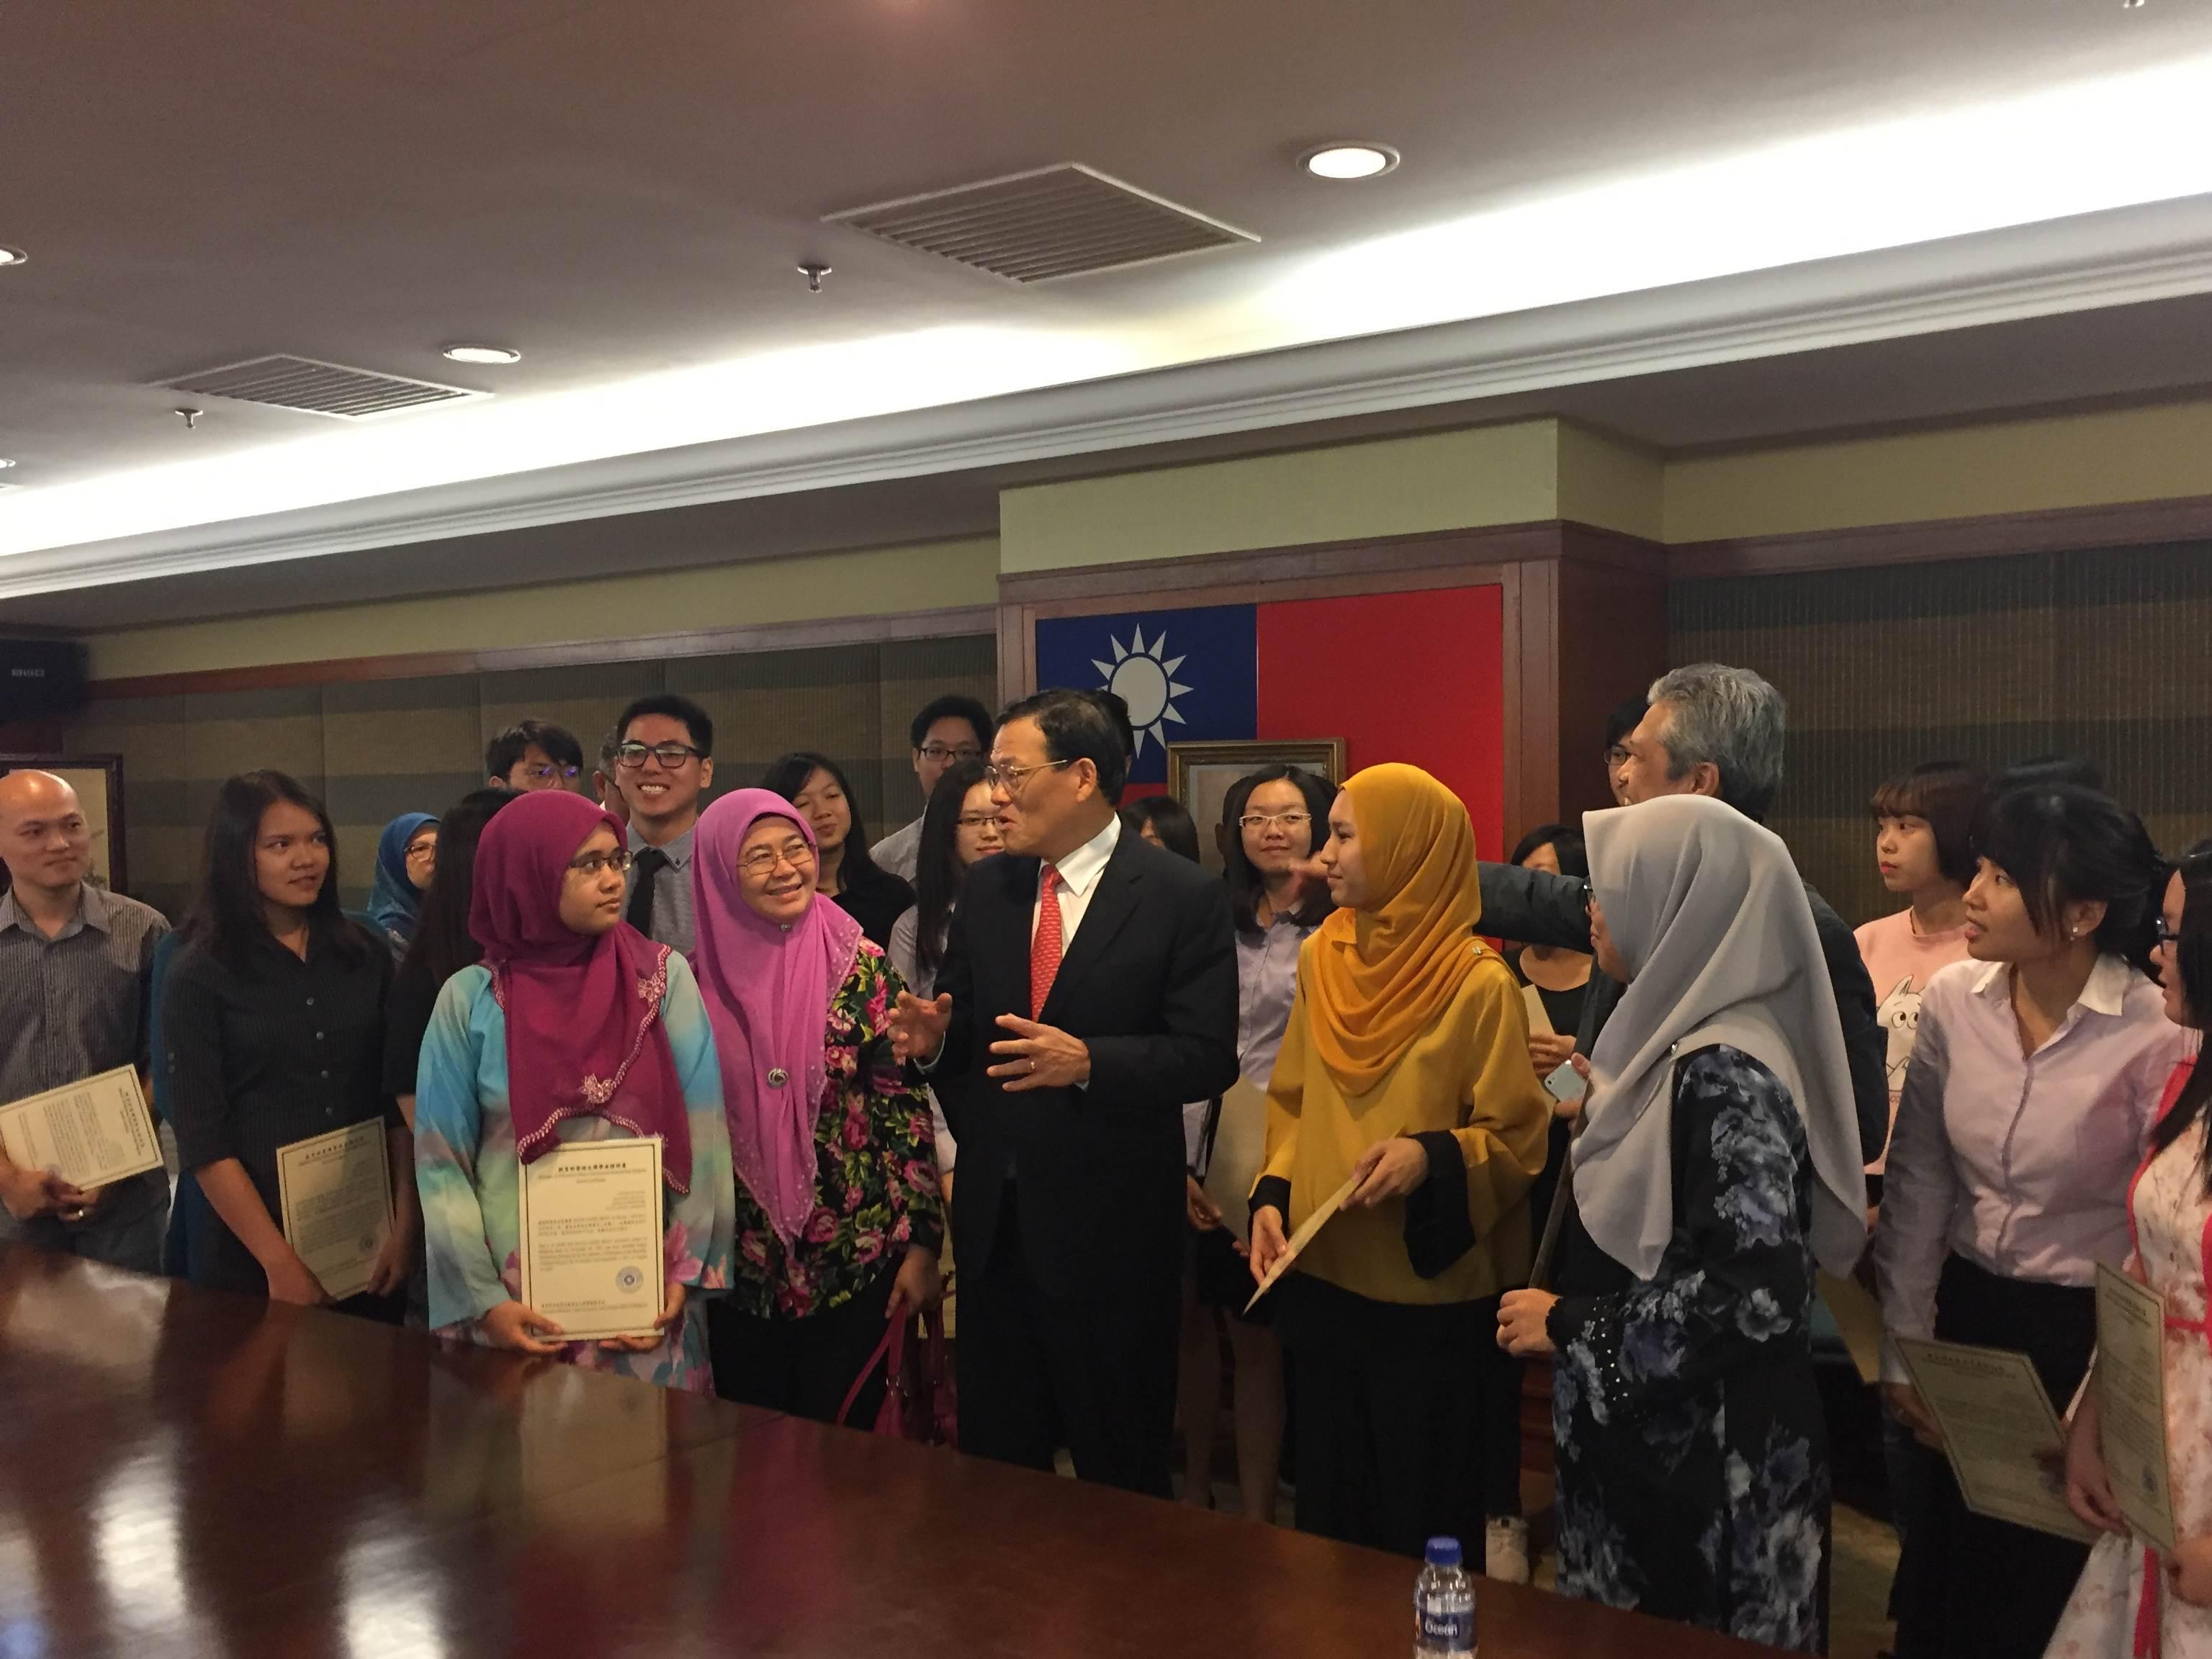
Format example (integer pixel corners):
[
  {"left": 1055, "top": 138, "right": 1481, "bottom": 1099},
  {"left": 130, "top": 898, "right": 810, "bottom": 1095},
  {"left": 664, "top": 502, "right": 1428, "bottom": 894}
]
[
  {"left": 826, "top": 163, "right": 1258, "bottom": 284},
  {"left": 156, "top": 354, "right": 488, "bottom": 420}
]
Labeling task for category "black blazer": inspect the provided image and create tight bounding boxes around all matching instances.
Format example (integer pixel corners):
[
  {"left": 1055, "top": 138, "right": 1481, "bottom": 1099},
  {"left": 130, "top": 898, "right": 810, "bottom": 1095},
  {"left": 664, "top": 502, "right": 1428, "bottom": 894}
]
[{"left": 932, "top": 826, "right": 1238, "bottom": 1297}]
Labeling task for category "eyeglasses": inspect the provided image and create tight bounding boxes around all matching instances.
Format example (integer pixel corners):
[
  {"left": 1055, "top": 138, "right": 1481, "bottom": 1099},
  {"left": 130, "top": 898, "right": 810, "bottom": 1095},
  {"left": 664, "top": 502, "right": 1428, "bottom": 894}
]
[
  {"left": 2156, "top": 917, "right": 2184, "bottom": 950},
  {"left": 956, "top": 812, "right": 1002, "bottom": 829},
  {"left": 566, "top": 848, "right": 632, "bottom": 878},
  {"left": 614, "top": 742, "right": 703, "bottom": 770},
  {"left": 1238, "top": 811, "right": 1313, "bottom": 832},
  {"left": 984, "top": 757, "right": 1071, "bottom": 792},
  {"left": 1605, "top": 745, "right": 1632, "bottom": 769},
  {"left": 520, "top": 763, "right": 582, "bottom": 785},
  {"left": 738, "top": 840, "right": 816, "bottom": 877},
  {"left": 920, "top": 743, "right": 983, "bottom": 763},
  {"left": 404, "top": 840, "right": 438, "bottom": 860}
]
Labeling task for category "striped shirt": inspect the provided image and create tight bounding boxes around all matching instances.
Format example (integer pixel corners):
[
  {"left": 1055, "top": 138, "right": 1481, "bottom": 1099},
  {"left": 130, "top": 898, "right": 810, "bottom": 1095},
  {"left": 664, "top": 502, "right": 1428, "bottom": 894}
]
[{"left": 0, "top": 882, "right": 171, "bottom": 1235}]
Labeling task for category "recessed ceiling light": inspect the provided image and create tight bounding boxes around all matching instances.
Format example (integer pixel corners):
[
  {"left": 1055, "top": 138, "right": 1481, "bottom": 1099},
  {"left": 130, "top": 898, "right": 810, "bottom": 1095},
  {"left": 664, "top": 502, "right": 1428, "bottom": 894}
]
[
  {"left": 1300, "top": 143, "right": 1400, "bottom": 181},
  {"left": 0, "top": 246, "right": 27, "bottom": 267},
  {"left": 441, "top": 343, "right": 521, "bottom": 365},
  {"left": 0, "top": 458, "right": 15, "bottom": 469}
]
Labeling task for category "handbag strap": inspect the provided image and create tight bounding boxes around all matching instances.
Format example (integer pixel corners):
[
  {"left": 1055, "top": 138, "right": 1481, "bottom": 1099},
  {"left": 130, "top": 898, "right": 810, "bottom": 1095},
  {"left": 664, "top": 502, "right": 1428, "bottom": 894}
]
[{"left": 837, "top": 1310, "right": 908, "bottom": 1426}]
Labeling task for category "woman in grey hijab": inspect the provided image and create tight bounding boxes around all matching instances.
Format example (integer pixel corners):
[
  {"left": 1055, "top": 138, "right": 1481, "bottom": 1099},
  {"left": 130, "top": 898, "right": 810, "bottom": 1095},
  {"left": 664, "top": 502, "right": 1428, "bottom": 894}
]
[{"left": 1498, "top": 793, "right": 1866, "bottom": 1655}]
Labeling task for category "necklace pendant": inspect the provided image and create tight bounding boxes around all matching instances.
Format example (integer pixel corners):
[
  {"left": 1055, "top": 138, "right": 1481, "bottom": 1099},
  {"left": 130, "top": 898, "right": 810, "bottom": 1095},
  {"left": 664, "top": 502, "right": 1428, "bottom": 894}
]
[{"left": 766, "top": 1067, "right": 789, "bottom": 1087}]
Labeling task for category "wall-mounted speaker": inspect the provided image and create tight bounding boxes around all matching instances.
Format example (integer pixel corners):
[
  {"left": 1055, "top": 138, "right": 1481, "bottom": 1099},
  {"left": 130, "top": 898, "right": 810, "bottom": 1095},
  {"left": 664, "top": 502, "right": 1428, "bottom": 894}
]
[{"left": 0, "top": 639, "right": 89, "bottom": 720}]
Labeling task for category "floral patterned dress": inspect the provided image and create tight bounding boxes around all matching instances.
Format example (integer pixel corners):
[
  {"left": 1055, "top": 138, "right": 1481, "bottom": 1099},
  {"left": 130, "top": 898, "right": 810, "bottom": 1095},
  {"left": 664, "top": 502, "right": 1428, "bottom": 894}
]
[
  {"left": 726, "top": 941, "right": 944, "bottom": 1319},
  {"left": 2049, "top": 1060, "right": 2212, "bottom": 1659},
  {"left": 414, "top": 954, "right": 736, "bottom": 1393},
  {"left": 1547, "top": 1044, "right": 1830, "bottom": 1653}
]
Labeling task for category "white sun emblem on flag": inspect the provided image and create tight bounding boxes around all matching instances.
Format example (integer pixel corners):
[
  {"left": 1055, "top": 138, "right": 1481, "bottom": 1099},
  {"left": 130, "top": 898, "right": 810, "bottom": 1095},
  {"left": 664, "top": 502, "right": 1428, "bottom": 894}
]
[{"left": 1092, "top": 625, "right": 1192, "bottom": 757}]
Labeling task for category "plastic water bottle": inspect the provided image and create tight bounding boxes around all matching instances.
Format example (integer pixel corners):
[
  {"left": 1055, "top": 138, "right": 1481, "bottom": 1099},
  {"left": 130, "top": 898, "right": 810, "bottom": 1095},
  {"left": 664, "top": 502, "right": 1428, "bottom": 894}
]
[{"left": 1413, "top": 1534, "right": 1476, "bottom": 1658}]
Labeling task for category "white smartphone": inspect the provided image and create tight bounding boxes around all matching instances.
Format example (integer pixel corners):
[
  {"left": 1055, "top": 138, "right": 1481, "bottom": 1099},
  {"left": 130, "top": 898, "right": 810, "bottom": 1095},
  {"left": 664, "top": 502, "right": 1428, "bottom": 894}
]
[{"left": 1544, "top": 1060, "right": 1587, "bottom": 1104}]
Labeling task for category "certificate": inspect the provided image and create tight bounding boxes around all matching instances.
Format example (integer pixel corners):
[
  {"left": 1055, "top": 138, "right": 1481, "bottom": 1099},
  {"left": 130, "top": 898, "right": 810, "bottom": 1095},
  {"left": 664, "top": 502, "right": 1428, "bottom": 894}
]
[
  {"left": 1200, "top": 1077, "right": 1269, "bottom": 1243},
  {"left": 0, "top": 1066, "right": 162, "bottom": 1190},
  {"left": 1897, "top": 1336, "right": 2098, "bottom": 1544},
  {"left": 1245, "top": 1171, "right": 1359, "bottom": 1314},
  {"left": 276, "top": 1120, "right": 392, "bottom": 1303},
  {"left": 1521, "top": 984, "right": 1555, "bottom": 1037},
  {"left": 518, "top": 1138, "right": 665, "bottom": 1341},
  {"left": 2095, "top": 1262, "right": 2179, "bottom": 1555}
]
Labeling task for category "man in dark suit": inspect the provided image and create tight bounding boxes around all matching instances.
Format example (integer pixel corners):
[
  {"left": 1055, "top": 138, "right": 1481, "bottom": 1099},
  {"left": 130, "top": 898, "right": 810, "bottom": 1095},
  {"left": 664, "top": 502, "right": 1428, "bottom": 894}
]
[
  {"left": 1480, "top": 662, "right": 1890, "bottom": 1161},
  {"left": 891, "top": 688, "right": 1238, "bottom": 1496}
]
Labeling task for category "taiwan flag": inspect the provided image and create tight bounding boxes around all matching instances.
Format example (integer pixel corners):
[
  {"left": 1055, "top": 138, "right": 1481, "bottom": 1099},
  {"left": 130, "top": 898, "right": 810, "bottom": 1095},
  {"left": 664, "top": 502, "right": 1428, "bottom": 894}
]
[{"left": 1030, "top": 585, "right": 1506, "bottom": 862}]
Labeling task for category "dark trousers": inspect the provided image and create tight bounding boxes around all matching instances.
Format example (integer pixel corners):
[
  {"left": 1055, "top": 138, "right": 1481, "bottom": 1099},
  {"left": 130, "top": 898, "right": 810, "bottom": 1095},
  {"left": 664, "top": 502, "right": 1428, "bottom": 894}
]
[
  {"left": 1275, "top": 1273, "right": 1500, "bottom": 1559},
  {"left": 1892, "top": 1254, "right": 2095, "bottom": 1659},
  {"left": 708, "top": 1267, "right": 899, "bottom": 1428},
  {"left": 1480, "top": 1353, "right": 1527, "bottom": 1519},
  {"left": 957, "top": 1190, "right": 1181, "bottom": 1498}
]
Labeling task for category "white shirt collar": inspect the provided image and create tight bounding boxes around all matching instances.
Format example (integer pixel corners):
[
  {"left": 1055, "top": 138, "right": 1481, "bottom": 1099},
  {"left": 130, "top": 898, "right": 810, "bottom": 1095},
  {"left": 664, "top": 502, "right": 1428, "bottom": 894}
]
[
  {"left": 1045, "top": 813, "right": 1120, "bottom": 899},
  {"left": 1969, "top": 951, "right": 2134, "bottom": 1017}
]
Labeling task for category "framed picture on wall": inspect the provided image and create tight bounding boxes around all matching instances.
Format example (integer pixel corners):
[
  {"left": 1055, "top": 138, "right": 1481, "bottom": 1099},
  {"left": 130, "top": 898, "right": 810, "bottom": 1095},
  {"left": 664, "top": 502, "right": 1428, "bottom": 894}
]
[
  {"left": 1166, "top": 738, "right": 1346, "bottom": 874},
  {"left": 0, "top": 754, "right": 127, "bottom": 894}
]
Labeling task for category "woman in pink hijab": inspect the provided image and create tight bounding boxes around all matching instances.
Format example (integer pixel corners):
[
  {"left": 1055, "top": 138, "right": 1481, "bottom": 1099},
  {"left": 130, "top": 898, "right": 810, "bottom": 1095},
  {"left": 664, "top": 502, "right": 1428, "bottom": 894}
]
[
  {"left": 691, "top": 788, "right": 944, "bottom": 1424},
  {"left": 413, "top": 790, "right": 735, "bottom": 1392}
]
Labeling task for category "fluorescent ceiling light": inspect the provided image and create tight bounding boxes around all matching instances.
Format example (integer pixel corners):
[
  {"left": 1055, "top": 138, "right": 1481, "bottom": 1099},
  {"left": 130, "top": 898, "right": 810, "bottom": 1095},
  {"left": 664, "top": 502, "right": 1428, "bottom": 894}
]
[
  {"left": 441, "top": 344, "right": 521, "bottom": 365},
  {"left": 7, "top": 51, "right": 2212, "bottom": 562},
  {"left": 0, "top": 246, "right": 26, "bottom": 267},
  {"left": 1302, "top": 143, "right": 1399, "bottom": 180}
]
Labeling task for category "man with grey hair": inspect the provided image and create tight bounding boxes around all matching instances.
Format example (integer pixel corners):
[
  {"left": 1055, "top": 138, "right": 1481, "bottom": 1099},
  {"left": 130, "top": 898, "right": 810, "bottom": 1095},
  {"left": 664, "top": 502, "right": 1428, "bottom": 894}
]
[
  {"left": 0, "top": 768, "right": 171, "bottom": 1271},
  {"left": 1480, "top": 663, "right": 1888, "bottom": 1161}
]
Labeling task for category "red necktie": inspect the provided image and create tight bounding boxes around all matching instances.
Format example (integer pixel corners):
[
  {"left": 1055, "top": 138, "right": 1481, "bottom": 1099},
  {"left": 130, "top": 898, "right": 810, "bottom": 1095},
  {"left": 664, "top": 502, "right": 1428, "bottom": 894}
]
[{"left": 1030, "top": 865, "right": 1064, "bottom": 1018}]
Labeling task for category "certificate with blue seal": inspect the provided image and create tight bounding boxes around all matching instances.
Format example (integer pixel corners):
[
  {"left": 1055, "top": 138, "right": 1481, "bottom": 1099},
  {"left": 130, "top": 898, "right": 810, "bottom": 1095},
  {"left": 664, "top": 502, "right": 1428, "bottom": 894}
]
[{"left": 518, "top": 1136, "right": 665, "bottom": 1341}]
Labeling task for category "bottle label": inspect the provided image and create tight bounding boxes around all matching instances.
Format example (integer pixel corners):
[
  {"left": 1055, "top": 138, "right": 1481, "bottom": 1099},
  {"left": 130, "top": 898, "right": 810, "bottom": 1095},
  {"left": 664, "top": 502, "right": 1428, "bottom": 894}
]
[{"left": 1417, "top": 1606, "right": 1473, "bottom": 1648}]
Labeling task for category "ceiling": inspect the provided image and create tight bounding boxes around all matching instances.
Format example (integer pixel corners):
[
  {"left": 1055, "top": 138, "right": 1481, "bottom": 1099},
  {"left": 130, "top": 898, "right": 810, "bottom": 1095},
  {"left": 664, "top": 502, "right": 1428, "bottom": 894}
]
[{"left": 5, "top": 0, "right": 2212, "bottom": 619}]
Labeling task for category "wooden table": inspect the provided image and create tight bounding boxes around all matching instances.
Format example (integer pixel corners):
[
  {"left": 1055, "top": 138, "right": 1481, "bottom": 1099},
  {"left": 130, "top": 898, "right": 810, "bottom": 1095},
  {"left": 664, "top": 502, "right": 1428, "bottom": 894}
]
[{"left": 0, "top": 1248, "right": 1774, "bottom": 1658}]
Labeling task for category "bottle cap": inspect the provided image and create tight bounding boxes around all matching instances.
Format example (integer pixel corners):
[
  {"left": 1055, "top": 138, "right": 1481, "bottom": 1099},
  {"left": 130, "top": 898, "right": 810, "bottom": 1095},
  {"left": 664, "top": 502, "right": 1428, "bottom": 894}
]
[{"left": 1424, "top": 1536, "right": 1462, "bottom": 1568}]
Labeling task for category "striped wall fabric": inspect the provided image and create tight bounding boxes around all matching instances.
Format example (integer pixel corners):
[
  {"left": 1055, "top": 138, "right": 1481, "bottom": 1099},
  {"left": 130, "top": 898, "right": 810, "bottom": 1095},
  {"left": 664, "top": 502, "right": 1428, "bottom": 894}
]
[
  {"left": 65, "top": 634, "right": 998, "bottom": 924},
  {"left": 1671, "top": 538, "right": 2212, "bottom": 927}
]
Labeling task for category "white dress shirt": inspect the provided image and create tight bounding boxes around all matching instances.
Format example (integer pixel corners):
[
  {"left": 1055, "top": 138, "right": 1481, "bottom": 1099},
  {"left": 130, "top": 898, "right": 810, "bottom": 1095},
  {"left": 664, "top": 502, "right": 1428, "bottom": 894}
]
[{"left": 1033, "top": 813, "right": 1121, "bottom": 955}]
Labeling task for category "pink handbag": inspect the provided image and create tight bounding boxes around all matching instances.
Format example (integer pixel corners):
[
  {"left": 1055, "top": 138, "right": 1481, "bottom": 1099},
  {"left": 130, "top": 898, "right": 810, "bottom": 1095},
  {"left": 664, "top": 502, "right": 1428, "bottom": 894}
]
[{"left": 839, "top": 1295, "right": 956, "bottom": 1445}]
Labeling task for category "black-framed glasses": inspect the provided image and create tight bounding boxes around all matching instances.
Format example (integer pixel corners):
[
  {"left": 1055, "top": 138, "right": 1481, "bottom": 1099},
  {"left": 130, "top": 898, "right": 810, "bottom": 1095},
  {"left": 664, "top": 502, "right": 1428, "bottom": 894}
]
[
  {"left": 984, "top": 757, "right": 1071, "bottom": 792},
  {"left": 919, "top": 742, "right": 984, "bottom": 763},
  {"left": 2156, "top": 917, "right": 2184, "bottom": 950},
  {"left": 1238, "top": 811, "right": 1313, "bottom": 832},
  {"left": 1604, "top": 745, "right": 1632, "bottom": 769},
  {"left": 737, "top": 839, "right": 816, "bottom": 878},
  {"left": 566, "top": 848, "right": 632, "bottom": 878},
  {"left": 614, "top": 741, "right": 703, "bottom": 770}
]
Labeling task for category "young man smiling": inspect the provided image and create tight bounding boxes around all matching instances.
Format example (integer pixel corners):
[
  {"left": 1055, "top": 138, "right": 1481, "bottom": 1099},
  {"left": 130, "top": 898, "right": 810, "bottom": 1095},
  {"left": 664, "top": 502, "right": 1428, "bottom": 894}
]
[{"left": 613, "top": 695, "right": 716, "bottom": 958}]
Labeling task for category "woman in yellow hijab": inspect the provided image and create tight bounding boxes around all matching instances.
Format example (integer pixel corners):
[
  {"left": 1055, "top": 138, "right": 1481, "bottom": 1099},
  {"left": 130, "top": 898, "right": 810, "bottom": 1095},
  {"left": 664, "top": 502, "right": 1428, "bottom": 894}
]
[{"left": 1249, "top": 763, "right": 1551, "bottom": 1557}]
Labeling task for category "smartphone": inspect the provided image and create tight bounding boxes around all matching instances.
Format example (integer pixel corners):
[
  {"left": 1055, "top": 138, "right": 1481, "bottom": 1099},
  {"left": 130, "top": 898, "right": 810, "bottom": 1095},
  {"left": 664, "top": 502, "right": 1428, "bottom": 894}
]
[{"left": 1544, "top": 1060, "right": 1587, "bottom": 1104}]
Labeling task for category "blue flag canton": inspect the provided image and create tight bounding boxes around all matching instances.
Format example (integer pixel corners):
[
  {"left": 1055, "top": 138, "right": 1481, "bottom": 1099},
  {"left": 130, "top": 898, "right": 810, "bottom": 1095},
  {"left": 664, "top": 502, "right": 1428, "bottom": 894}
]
[{"left": 1033, "top": 604, "right": 1258, "bottom": 783}]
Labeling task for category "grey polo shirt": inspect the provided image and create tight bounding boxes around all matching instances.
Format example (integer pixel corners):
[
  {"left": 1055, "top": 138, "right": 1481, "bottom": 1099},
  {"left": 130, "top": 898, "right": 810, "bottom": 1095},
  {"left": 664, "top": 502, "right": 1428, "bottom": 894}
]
[{"left": 0, "top": 882, "right": 171, "bottom": 1231}]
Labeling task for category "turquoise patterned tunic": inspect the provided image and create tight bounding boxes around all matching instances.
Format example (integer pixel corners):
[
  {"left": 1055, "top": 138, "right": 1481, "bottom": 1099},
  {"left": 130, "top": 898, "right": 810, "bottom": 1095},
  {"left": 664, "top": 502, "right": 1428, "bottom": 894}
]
[{"left": 414, "top": 955, "right": 736, "bottom": 1393}]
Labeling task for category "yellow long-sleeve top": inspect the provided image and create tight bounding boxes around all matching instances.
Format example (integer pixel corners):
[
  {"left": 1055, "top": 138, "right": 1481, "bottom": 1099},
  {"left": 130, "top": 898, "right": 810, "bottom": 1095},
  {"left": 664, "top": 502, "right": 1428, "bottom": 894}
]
[{"left": 1254, "top": 935, "right": 1552, "bottom": 1305}]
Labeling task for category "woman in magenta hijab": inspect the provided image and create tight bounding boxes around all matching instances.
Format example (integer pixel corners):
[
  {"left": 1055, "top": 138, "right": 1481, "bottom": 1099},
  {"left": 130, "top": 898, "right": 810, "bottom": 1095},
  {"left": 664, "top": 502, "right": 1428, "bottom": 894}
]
[
  {"left": 413, "top": 790, "right": 735, "bottom": 1392},
  {"left": 691, "top": 788, "right": 944, "bottom": 1424}
]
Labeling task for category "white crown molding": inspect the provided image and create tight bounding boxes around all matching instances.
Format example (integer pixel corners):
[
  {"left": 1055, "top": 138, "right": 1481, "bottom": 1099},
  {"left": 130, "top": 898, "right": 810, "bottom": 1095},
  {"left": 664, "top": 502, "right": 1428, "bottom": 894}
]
[{"left": 14, "top": 194, "right": 2212, "bottom": 605}]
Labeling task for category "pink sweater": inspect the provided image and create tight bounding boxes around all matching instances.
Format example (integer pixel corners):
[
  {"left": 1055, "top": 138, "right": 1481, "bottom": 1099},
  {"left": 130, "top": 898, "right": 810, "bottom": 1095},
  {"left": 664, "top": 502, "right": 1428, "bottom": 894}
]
[{"left": 1853, "top": 907, "right": 1973, "bottom": 1173}]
